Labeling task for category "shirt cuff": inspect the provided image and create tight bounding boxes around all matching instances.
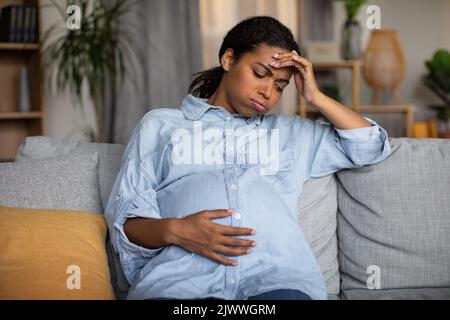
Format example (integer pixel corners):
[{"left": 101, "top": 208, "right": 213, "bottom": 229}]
[
  {"left": 334, "top": 117, "right": 386, "bottom": 142},
  {"left": 115, "top": 220, "right": 165, "bottom": 260}
]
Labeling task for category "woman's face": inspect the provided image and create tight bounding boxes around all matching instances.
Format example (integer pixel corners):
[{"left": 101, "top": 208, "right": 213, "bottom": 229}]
[{"left": 219, "top": 45, "right": 294, "bottom": 117}]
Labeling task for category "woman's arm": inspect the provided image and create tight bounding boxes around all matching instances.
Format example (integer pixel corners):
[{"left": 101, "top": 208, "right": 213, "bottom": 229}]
[
  {"left": 309, "top": 92, "right": 370, "bottom": 130},
  {"left": 271, "top": 52, "right": 392, "bottom": 181},
  {"left": 271, "top": 51, "right": 371, "bottom": 130},
  {"left": 124, "top": 217, "right": 175, "bottom": 249},
  {"left": 123, "top": 209, "right": 256, "bottom": 266}
]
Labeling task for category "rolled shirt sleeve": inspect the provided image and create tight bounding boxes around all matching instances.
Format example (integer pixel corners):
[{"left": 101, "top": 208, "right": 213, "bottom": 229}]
[
  {"left": 306, "top": 116, "right": 392, "bottom": 180},
  {"left": 104, "top": 113, "right": 165, "bottom": 285}
]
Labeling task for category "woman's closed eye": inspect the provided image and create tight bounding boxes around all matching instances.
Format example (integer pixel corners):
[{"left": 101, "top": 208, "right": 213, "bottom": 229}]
[{"left": 253, "top": 71, "right": 284, "bottom": 92}]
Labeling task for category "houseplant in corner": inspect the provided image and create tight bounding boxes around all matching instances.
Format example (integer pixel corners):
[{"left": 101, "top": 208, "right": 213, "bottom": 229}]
[
  {"left": 43, "top": 0, "right": 144, "bottom": 142},
  {"left": 338, "top": 0, "right": 367, "bottom": 60},
  {"left": 423, "top": 49, "right": 450, "bottom": 138}
]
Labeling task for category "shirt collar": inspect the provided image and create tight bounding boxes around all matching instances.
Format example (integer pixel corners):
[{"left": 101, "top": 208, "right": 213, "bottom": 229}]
[{"left": 180, "top": 94, "right": 263, "bottom": 126}]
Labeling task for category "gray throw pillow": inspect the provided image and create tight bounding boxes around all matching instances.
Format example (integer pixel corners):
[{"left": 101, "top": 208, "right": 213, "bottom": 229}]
[
  {"left": 337, "top": 138, "right": 450, "bottom": 299},
  {"left": 15, "top": 136, "right": 127, "bottom": 299},
  {"left": 0, "top": 153, "right": 102, "bottom": 213},
  {"left": 16, "top": 136, "right": 125, "bottom": 211},
  {"left": 299, "top": 174, "right": 340, "bottom": 296}
]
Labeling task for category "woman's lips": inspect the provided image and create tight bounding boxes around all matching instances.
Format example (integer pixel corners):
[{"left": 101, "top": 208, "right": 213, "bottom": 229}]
[{"left": 250, "top": 99, "right": 267, "bottom": 112}]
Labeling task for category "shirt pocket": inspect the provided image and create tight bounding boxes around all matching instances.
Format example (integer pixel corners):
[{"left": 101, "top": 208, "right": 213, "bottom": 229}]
[{"left": 258, "top": 150, "right": 297, "bottom": 193}]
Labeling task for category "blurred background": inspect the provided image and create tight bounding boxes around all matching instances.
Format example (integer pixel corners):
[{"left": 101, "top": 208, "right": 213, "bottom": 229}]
[{"left": 1, "top": 0, "right": 449, "bottom": 162}]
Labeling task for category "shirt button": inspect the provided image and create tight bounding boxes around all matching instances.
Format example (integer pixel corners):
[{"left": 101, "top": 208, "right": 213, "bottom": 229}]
[
  {"left": 229, "top": 278, "right": 236, "bottom": 285},
  {"left": 234, "top": 213, "right": 241, "bottom": 220},
  {"left": 230, "top": 184, "right": 237, "bottom": 191},
  {"left": 115, "top": 194, "right": 120, "bottom": 201}
]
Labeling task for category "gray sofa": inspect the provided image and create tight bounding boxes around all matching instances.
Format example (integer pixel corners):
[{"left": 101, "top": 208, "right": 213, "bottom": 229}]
[{"left": 1, "top": 135, "right": 449, "bottom": 300}]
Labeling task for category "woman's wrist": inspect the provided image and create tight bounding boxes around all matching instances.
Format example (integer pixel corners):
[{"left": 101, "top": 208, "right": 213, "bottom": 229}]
[
  {"left": 164, "top": 218, "right": 182, "bottom": 246},
  {"left": 308, "top": 90, "right": 326, "bottom": 106}
]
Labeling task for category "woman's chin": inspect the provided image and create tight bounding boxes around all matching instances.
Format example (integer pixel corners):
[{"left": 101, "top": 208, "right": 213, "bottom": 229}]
[{"left": 242, "top": 110, "right": 261, "bottom": 118}]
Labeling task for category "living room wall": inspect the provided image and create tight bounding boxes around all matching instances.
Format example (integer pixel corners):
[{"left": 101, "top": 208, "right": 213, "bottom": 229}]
[
  {"left": 41, "top": 0, "right": 450, "bottom": 142},
  {"left": 333, "top": 0, "right": 450, "bottom": 136}
]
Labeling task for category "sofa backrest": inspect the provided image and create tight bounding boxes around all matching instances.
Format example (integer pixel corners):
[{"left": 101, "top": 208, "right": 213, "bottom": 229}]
[
  {"left": 300, "top": 175, "right": 340, "bottom": 298},
  {"left": 336, "top": 138, "right": 450, "bottom": 299}
]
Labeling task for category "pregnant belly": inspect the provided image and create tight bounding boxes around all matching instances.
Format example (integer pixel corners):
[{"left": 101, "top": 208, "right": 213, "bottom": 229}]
[{"left": 156, "top": 171, "right": 230, "bottom": 220}]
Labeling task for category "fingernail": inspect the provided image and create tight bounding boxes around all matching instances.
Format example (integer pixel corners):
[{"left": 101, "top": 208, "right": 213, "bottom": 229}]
[
  {"left": 273, "top": 54, "right": 279, "bottom": 58},
  {"left": 232, "top": 261, "right": 238, "bottom": 266},
  {"left": 252, "top": 242, "right": 257, "bottom": 247},
  {"left": 250, "top": 230, "right": 256, "bottom": 235},
  {"left": 227, "top": 208, "right": 235, "bottom": 213},
  {"left": 246, "top": 249, "right": 252, "bottom": 254}
]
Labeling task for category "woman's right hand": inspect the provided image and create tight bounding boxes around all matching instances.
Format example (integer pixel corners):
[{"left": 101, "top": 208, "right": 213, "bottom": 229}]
[{"left": 167, "top": 209, "right": 257, "bottom": 266}]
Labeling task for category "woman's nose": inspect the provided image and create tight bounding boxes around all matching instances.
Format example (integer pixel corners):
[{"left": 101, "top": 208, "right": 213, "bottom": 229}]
[{"left": 258, "top": 83, "right": 272, "bottom": 100}]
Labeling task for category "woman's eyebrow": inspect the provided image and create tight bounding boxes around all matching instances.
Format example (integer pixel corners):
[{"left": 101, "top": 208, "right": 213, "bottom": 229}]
[{"left": 255, "top": 62, "right": 290, "bottom": 84}]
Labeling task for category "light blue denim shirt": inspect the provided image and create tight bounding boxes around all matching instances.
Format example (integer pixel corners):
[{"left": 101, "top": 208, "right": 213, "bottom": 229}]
[{"left": 104, "top": 94, "right": 392, "bottom": 300}]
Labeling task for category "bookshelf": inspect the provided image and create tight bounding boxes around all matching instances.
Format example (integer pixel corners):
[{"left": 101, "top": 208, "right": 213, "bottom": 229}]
[{"left": 0, "top": 0, "right": 44, "bottom": 162}]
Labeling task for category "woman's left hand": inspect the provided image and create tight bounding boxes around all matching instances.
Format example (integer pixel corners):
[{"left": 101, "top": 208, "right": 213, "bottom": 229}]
[{"left": 271, "top": 51, "right": 321, "bottom": 103}]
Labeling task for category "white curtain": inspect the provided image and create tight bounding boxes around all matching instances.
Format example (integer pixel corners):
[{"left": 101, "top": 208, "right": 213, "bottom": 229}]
[{"left": 106, "top": 0, "right": 203, "bottom": 144}]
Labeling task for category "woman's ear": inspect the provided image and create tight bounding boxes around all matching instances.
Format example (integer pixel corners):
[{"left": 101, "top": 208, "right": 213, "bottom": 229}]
[{"left": 220, "top": 49, "right": 235, "bottom": 72}]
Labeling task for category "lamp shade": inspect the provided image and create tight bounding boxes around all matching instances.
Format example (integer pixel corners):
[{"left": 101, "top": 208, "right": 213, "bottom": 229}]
[{"left": 363, "top": 30, "right": 406, "bottom": 90}]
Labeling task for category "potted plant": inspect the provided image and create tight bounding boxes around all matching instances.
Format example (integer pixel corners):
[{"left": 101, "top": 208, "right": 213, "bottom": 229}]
[
  {"left": 423, "top": 49, "right": 450, "bottom": 138},
  {"left": 338, "top": 0, "right": 367, "bottom": 60},
  {"left": 43, "top": 0, "right": 144, "bottom": 142}
]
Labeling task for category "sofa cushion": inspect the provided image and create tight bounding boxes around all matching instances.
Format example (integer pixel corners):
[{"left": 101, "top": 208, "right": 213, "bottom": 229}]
[
  {"left": 16, "top": 136, "right": 126, "bottom": 211},
  {"left": 0, "top": 153, "right": 102, "bottom": 213},
  {"left": 299, "top": 174, "right": 340, "bottom": 296},
  {"left": 0, "top": 207, "right": 115, "bottom": 299},
  {"left": 341, "top": 288, "right": 450, "bottom": 300},
  {"left": 15, "top": 136, "right": 128, "bottom": 299},
  {"left": 337, "top": 138, "right": 450, "bottom": 299},
  {"left": 16, "top": 136, "right": 130, "bottom": 299}
]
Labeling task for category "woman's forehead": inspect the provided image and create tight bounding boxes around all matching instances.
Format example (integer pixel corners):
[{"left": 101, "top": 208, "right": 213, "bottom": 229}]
[
  {"left": 244, "top": 46, "right": 294, "bottom": 77},
  {"left": 248, "top": 45, "right": 290, "bottom": 58}
]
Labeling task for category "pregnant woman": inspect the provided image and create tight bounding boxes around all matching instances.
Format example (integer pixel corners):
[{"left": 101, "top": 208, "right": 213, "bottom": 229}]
[{"left": 105, "top": 16, "right": 392, "bottom": 300}]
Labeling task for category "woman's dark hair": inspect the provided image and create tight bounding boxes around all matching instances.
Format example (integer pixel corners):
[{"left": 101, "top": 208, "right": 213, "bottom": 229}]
[{"left": 189, "top": 16, "right": 300, "bottom": 98}]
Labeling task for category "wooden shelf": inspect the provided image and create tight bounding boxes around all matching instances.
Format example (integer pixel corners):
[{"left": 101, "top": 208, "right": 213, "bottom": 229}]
[
  {"left": 312, "top": 59, "right": 363, "bottom": 70},
  {"left": 358, "top": 106, "right": 415, "bottom": 113},
  {"left": 303, "top": 105, "right": 416, "bottom": 138},
  {"left": 359, "top": 105, "right": 416, "bottom": 138},
  {"left": 298, "top": 60, "right": 415, "bottom": 137},
  {"left": 0, "top": 43, "right": 40, "bottom": 50},
  {"left": 0, "top": 0, "right": 44, "bottom": 162},
  {"left": 0, "top": 111, "right": 43, "bottom": 120}
]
